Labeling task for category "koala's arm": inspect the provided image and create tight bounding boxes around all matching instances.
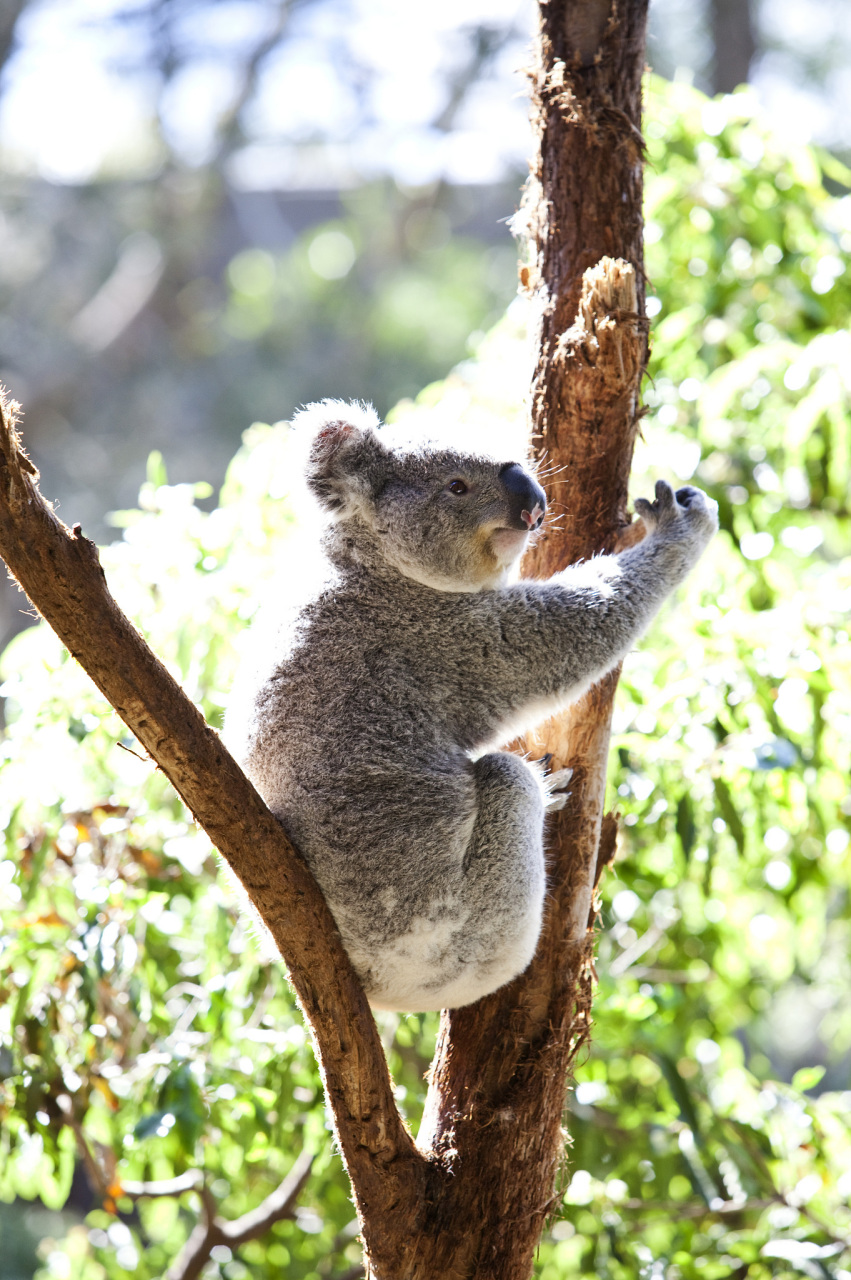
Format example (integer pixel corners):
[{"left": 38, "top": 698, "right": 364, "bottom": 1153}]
[{"left": 471, "top": 482, "right": 718, "bottom": 733}]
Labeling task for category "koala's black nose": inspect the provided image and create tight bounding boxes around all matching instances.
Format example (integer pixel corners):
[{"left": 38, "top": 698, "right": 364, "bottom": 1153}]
[{"left": 499, "top": 463, "right": 547, "bottom": 532}]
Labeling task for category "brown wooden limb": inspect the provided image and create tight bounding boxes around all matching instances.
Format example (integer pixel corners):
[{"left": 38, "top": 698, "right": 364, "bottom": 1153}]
[
  {"left": 594, "top": 810, "right": 620, "bottom": 892},
  {"left": 211, "top": 0, "right": 295, "bottom": 165},
  {"left": 0, "top": 393, "right": 427, "bottom": 1269},
  {"left": 523, "top": 0, "right": 650, "bottom": 415}
]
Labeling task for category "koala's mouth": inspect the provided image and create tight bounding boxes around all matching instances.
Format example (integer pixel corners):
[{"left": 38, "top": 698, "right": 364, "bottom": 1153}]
[{"left": 490, "top": 527, "right": 530, "bottom": 561}]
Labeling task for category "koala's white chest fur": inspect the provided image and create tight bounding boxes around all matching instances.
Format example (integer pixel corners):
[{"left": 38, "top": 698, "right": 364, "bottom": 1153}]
[{"left": 225, "top": 400, "right": 718, "bottom": 1012}]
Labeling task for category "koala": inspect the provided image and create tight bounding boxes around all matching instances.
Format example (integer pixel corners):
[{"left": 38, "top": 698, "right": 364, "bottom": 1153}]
[{"left": 225, "top": 400, "right": 717, "bottom": 1012}]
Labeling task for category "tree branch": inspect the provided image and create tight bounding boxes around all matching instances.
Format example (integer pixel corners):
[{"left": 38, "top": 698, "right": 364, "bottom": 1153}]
[
  {"left": 128, "top": 1148, "right": 317, "bottom": 1280},
  {"left": 211, "top": 0, "right": 299, "bottom": 166},
  {"left": 221, "top": 1146, "right": 315, "bottom": 1246},
  {"left": 0, "top": 0, "right": 28, "bottom": 77},
  {"left": 120, "top": 1170, "right": 205, "bottom": 1199},
  {"left": 415, "top": 260, "right": 647, "bottom": 1280},
  {"left": 0, "top": 393, "right": 425, "bottom": 1234}
]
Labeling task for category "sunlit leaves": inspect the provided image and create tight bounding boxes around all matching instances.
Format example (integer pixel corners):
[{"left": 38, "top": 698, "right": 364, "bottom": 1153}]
[{"left": 535, "top": 78, "right": 851, "bottom": 1280}]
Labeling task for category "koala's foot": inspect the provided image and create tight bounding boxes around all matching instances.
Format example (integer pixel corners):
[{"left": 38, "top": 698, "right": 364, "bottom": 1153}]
[{"left": 545, "top": 766, "right": 573, "bottom": 812}]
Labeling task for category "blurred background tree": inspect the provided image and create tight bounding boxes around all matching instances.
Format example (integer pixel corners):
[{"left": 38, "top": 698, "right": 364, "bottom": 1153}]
[
  {"left": 1, "top": 2, "right": 850, "bottom": 1278},
  {"left": 0, "top": 0, "right": 848, "bottom": 575}
]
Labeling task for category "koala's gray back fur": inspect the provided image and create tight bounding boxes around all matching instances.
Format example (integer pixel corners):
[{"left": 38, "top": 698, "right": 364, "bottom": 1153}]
[{"left": 225, "top": 400, "right": 718, "bottom": 1011}]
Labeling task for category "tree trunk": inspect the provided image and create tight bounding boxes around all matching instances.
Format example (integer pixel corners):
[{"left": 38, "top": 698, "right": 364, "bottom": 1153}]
[
  {"left": 0, "top": 2, "right": 651, "bottom": 1277},
  {"left": 383, "top": 2, "right": 651, "bottom": 1277}
]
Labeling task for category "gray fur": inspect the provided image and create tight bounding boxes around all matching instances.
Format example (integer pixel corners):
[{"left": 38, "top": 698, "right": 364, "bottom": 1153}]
[{"left": 225, "top": 400, "right": 718, "bottom": 1012}]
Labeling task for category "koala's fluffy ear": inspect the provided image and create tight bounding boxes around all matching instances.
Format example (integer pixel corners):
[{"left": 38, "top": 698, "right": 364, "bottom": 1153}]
[{"left": 294, "top": 400, "right": 386, "bottom": 518}]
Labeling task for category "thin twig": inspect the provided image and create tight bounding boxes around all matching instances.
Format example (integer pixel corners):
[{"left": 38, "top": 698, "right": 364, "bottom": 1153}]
[
  {"left": 125, "top": 1149, "right": 317, "bottom": 1280},
  {"left": 120, "top": 1170, "right": 204, "bottom": 1198}
]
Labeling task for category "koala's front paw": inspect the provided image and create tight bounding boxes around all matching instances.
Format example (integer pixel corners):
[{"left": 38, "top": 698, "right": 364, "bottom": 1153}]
[{"left": 635, "top": 480, "right": 718, "bottom": 544}]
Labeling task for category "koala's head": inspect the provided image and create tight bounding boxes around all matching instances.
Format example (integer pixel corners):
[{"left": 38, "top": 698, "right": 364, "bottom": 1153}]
[{"left": 295, "top": 400, "right": 547, "bottom": 592}]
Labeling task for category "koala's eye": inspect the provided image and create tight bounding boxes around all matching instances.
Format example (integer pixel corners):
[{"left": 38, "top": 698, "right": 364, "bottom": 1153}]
[{"left": 447, "top": 479, "right": 469, "bottom": 496}]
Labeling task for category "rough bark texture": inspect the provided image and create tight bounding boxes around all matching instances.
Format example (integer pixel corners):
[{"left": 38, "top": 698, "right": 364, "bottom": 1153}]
[{"left": 0, "top": 3, "right": 650, "bottom": 1276}]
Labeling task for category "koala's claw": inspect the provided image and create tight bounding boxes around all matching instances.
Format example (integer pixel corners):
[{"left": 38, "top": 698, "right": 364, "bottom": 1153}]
[
  {"left": 545, "top": 766, "right": 573, "bottom": 812},
  {"left": 655, "top": 478, "right": 676, "bottom": 508},
  {"left": 634, "top": 479, "right": 676, "bottom": 526},
  {"left": 548, "top": 766, "right": 574, "bottom": 789},
  {"left": 635, "top": 481, "right": 718, "bottom": 543}
]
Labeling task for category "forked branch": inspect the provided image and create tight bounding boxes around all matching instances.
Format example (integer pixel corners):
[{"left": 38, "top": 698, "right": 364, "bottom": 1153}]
[{"left": 0, "top": 392, "right": 425, "bottom": 1238}]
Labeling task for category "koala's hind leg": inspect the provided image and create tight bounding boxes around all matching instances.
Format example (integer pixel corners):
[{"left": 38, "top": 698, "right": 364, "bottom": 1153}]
[{"left": 455, "top": 752, "right": 549, "bottom": 993}]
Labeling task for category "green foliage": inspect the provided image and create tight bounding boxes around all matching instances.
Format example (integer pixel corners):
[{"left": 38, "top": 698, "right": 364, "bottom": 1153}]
[
  {"left": 1, "top": 76, "right": 850, "bottom": 1278},
  {"left": 533, "top": 78, "right": 851, "bottom": 1279}
]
